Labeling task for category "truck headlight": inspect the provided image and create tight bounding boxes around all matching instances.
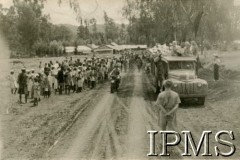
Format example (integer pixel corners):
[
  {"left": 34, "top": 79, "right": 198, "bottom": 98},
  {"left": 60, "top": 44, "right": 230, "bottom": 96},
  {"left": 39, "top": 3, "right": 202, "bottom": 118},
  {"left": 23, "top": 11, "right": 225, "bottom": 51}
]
[{"left": 198, "top": 83, "right": 202, "bottom": 87}]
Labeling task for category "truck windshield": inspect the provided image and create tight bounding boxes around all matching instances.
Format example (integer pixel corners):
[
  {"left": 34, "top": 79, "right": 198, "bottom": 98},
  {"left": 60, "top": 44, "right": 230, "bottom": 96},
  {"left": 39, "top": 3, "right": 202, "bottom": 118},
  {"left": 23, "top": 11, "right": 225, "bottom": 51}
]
[{"left": 169, "top": 61, "right": 195, "bottom": 70}]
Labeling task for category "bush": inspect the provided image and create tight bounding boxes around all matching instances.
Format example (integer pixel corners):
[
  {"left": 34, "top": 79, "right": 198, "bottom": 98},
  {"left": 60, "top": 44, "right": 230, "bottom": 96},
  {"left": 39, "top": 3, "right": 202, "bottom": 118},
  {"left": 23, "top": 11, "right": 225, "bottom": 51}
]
[
  {"left": 33, "top": 40, "right": 64, "bottom": 57},
  {"left": 203, "top": 41, "right": 212, "bottom": 50},
  {"left": 33, "top": 41, "right": 48, "bottom": 57}
]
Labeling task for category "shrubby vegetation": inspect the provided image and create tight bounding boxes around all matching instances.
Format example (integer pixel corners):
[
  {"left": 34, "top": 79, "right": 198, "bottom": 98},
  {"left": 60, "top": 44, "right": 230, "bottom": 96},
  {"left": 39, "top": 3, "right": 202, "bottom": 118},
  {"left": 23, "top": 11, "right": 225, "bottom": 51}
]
[
  {"left": 122, "top": 0, "right": 240, "bottom": 46},
  {"left": 0, "top": 0, "right": 71, "bottom": 57},
  {"left": 0, "top": 0, "right": 126, "bottom": 57},
  {"left": 1, "top": 0, "right": 240, "bottom": 57}
]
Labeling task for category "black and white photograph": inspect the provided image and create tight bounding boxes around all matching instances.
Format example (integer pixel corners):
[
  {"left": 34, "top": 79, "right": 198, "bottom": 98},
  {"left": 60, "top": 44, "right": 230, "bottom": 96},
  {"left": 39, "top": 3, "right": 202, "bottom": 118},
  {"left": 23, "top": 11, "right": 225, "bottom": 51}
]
[{"left": 0, "top": 0, "right": 240, "bottom": 159}]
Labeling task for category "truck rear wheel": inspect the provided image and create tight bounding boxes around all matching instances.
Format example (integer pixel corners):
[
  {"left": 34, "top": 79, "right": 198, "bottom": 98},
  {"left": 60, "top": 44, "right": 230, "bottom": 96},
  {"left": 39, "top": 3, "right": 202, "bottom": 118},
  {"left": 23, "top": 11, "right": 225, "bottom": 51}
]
[{"left": 198, "top": 97, "right": 205, "bottom": 105}]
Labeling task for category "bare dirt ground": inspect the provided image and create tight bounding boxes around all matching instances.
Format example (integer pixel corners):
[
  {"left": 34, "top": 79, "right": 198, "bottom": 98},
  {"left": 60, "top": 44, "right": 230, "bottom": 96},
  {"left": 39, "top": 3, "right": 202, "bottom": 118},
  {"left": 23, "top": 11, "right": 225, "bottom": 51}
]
[{"left": 1, "top": 51, "right": 240, "bottom": 159}]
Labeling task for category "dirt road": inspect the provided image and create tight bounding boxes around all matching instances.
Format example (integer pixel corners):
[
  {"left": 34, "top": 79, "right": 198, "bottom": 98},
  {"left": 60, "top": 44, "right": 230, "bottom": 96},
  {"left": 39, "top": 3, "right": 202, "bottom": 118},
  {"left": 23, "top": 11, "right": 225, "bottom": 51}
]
[
  {"left": 47, "top": 69, "right": 186, "bottom": 159},
  {"left": 3, "top": 56, "right": 240, "bottom": 159}
]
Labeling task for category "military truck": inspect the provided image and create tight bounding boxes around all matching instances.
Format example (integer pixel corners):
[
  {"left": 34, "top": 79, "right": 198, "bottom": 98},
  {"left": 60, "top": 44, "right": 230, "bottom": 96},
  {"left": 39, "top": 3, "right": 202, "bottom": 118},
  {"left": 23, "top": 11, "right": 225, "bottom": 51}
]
[{"left": 154, "top": 55, "right": 208, "bottom": 105}]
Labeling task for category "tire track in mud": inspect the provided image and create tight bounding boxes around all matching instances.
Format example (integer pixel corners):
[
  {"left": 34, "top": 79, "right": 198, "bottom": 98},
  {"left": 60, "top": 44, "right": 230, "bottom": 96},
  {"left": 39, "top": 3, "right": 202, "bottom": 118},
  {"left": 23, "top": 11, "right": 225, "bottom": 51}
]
[
  {"left": 83, "top": 71, "right": 135, "bottom": 159},
  {"left": 62, "top": 93, "right": 116, "bottom": 159},
  {"left": 49, "top": 71, "right": 135, "bottom": 159},
  {"left": 124, "top": 70, "right": 149, "bottom": 159}
]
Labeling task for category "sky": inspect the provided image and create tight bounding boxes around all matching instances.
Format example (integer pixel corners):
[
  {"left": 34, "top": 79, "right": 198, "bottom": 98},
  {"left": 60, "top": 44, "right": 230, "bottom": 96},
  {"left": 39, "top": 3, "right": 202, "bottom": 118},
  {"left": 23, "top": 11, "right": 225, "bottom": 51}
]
[
  {"left": 1, "top": 0, "right": 240, "bottom": 26},
  {"left": 0, "top": 0, "right": 127, "bottom": 25}
]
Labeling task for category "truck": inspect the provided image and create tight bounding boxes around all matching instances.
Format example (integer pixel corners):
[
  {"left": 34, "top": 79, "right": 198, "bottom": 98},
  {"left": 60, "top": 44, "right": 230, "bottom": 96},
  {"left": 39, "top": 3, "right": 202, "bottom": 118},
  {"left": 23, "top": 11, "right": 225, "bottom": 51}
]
[{"left": 153, "top": 55, "right": 208, "bottom": 105}]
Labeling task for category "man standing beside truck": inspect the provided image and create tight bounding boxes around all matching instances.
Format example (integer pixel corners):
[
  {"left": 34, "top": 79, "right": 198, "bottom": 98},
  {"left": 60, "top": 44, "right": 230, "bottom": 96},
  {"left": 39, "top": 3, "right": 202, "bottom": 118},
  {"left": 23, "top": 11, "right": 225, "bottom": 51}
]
[{"left": 155, "top": 80, "right": 181, "bottom": 130}]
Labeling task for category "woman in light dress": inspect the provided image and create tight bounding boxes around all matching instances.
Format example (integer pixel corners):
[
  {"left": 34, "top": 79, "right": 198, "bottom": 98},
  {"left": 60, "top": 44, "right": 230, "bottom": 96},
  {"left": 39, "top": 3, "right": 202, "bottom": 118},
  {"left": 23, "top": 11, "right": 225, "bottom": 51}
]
[{"left": 9, "top": 70, "right": 18, "bottom": 94}]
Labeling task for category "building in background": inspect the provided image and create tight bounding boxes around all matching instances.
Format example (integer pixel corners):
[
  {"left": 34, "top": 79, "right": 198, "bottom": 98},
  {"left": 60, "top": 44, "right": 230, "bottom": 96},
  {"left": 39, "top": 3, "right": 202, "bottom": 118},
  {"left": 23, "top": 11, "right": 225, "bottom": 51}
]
[
  {"left": 77, "top": 46, "right": 92, "bottom": 55},
  {"left": 93, "top": 45, "right": 114, "bottom": 54}
]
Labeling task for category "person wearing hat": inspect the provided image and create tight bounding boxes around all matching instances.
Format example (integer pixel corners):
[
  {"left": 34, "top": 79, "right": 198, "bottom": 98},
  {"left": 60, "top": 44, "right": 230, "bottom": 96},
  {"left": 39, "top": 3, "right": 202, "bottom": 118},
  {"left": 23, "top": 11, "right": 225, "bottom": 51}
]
[
  {"left": 26, "top": 69, "right": 34, "bottom": 99},
  {"left": 123, "top": 56, "right": 128, "bottom": 73},
  {"left": 9, "top": 70, "right": 18, "bottom": 94},
  {"left": 51, "top": 66, "right": 58, "bottom": 94},
  {"left": 213, "top": 54, "right": 221, "bottom": 81},
  {"left": 171, "top": 41, "right": 180, "bottom": 56},
  {"left": 32, "top": 77, "right": 40, "bottom": 106},
  {"left": 110, "top": 65, "right": 121, "bottom": 89},
  {"left": 90, "top": 67, "right": 97, "bottom": 89},
  {"left": 155, "top": 79, "right": 181, "bottom": 130},
  {"left": 72, "top": 67, "right": 78, "bottom": 92},
  {"left": 76, "top": 70, "right": 84, "bottom": 93},
  {"left": 85, "top": 67, "right": 91, "bottom": 88},
  {"left": 42, "top": 73, "right": 51, "bottom": 98},
  {"left": 183, "top": 41, "right": 192, "bottom": 56},
  {"left": 64, "top": 68, "right": 72, "bottom": 94},
  {"left": 17, "top": 68, "right": 28, "bottom": 103},
  {"left": 136, "top": 56, "right": 143, "bottom": 72},
  {"left": 57, "top": 66, "right": 65, "bottom": 95}
]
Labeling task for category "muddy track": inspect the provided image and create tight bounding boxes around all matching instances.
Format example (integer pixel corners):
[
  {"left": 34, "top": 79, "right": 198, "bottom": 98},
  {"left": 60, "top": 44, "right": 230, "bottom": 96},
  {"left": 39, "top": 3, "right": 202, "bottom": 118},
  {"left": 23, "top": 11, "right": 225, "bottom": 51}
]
[
  {"left": 43, "top": 85, "right": 107, "bottom": 158},
  {"left": 47, "top": 71, "right": 135, "bottom": 159},
  {"left": 47, "top": 68, "right": 240, "bottom": 159},
  {"left": 48, "top": 69, "right": 186, "bottom": 159}
]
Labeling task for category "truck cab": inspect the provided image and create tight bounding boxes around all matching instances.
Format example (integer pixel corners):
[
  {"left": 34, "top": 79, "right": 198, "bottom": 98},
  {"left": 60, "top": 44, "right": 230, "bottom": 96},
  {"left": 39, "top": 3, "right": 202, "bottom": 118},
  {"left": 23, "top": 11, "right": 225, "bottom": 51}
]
[{"left": 160, "top": 56, "right": 208, "bottom": 105}]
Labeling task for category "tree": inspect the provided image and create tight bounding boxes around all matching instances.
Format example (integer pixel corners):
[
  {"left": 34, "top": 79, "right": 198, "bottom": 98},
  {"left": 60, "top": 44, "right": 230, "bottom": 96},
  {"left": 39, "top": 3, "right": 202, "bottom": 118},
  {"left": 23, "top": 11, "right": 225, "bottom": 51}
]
[
  {"left": 15, "top": 1, "right": 41, "bottom": 56},
  {"left": 52, "top": 25, "right": 73, "bottom": 42},
  {"left": 122, "top": 0, "right": 236, "bottom": 45},
  {"left": 91, "top": 18, "right": 97, "bottom": 34},
  {"left": 0, "top": 0, "right": 75, "bottom": 57},
  {"left": 118, "top": 23, "right": 128, "bottom": 44},
  {"left": 104, "top": 11, "right": 118, "bottom": 42},
  {"left": 77, "top": 25, "right": 90, "bottom": 41}
]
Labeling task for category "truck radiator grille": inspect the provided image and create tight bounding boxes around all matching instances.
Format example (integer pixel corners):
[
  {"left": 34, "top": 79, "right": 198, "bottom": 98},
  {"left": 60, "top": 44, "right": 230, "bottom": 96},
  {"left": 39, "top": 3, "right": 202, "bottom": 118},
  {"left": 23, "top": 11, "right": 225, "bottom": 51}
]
[{"left": 179, "top": 82, "right": 195, "bottom": 94}]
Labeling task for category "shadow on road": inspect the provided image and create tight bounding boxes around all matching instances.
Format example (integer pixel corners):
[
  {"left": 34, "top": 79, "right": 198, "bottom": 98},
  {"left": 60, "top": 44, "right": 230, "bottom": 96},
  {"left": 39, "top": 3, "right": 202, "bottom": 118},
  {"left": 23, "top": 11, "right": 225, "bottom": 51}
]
[{"left": 179, "top": 98, "right": 205, "bottom": 108}]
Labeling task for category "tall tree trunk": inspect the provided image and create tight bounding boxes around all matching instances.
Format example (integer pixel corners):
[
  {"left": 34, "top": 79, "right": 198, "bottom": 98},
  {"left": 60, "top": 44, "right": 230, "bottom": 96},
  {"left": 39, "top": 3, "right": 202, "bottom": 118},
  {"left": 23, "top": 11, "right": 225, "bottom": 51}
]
[
  {"left": 182, "top": 26, "right": 188, "bottom": 42},
  {"left": 193, "top": 11, "right": 204, "bottom": 38}
]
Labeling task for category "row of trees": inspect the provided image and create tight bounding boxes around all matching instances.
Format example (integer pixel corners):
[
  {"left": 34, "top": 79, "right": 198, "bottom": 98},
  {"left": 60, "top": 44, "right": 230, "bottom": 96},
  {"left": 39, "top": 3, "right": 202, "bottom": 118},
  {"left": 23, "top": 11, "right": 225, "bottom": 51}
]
[
  {"left": 2, "top": 0, "right": 239, "bottom": 56},
  {"left": 122, "top": 0, "right": 240, "bottom": 46},
  {"left": 0, "top": 0, "right": 128, "bottom": 57},
  {"left": 0, "top": 0, "right": 73, "bottom": 57},
  {"left": 76, "top": 12, "right": 128, "bottom": 45},
  {"left": 0, "top": 0, "right": 73, "bottom": 56}
]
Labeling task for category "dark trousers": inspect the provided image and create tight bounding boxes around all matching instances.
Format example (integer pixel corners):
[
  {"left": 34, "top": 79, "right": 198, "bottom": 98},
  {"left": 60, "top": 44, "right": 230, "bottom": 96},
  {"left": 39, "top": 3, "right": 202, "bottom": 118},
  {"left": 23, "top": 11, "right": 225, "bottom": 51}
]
[
  {"left": 77, "top": 87, "right": 82, "bottom": 93},
  {"left": 44, "top": 91, "right": 50, "bottom": 98},
  {"left": 65, "top": 85, "right": 71, "bottom": 95},
  {"left": 33, "top": 98, "right": 38, "bottom": 106},
  {"left": 59, "top": 83, "right": 64, "bottom": 95},
  {"left": 214, "top": 64, "right": 219, "bottom": 80},
  {"left": 91, "top": 81, "right": 96, "bottom": 89},
  {"left": 137, "top": 66, "right": 142, "bottom": 72},
  {"left": 87, "top": 78, "right": 91, "bottom": 88},
  {"left": 11, "top": 88, "right": 17, "bottom": 94}
]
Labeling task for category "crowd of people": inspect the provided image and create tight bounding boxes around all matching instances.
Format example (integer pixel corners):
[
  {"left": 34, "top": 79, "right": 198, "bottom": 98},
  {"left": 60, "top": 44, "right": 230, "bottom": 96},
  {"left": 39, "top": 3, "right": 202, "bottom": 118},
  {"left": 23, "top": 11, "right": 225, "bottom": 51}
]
[
  {"left": 148, "top": 40, "right": 200, "bottom": 58},
  {"left": 8, "top": 41, "right": 221, "bottom": 107},
  {"left": 8, "top": 54, "right": 140, "bottom": 106}
]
